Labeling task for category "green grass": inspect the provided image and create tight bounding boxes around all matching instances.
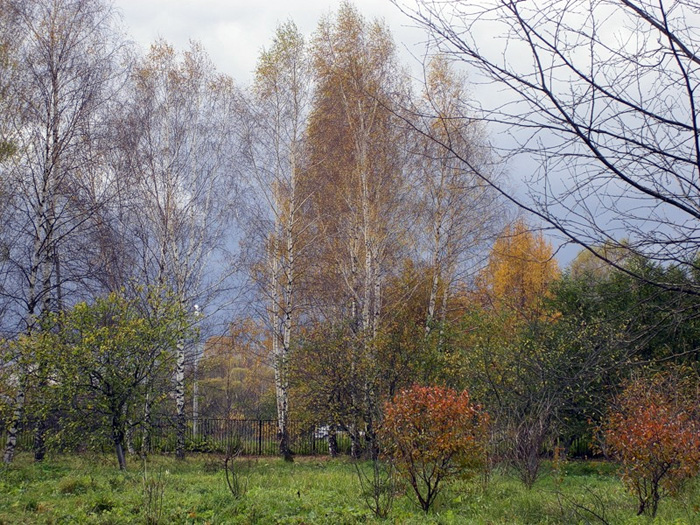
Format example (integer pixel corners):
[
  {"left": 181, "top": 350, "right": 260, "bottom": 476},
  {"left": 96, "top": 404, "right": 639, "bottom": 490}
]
[{"left": 1, "top": 454, "right": 699, "bottom": 524}]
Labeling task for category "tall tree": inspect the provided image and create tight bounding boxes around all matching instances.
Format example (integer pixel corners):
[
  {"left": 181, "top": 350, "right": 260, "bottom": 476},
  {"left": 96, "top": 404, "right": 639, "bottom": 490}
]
[
  {"left": 307, "top": 2, "right": 411, "bottom": 456},
  {"left": 1, "top": 0, "right": 124, "bottom": 464},
  {"left": 476, "top": 219, "right": 560, "bottom": 320},
  {"left": 112, "top": 40, "right": 237, "bottom": 460},
  {"left": 0, "top": 0, "right": 123, "bottom": 332},
  {"left": 0, "top": 1, "right": 18, "bottom": 330},
  {"left": 244, "top": 22, "right": 313, "bottom": 460},
  {"left": 414, "top": 55, "right": 505, "bottom": 336},
  {"left": 0, "top": 0, "right": 16, "bottom": 166}
]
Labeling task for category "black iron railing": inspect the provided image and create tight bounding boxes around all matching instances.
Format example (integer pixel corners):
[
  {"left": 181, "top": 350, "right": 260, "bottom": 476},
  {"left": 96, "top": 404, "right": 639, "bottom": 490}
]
[{"left": 3, "top": 418, "right": 353, "bottom": 456}]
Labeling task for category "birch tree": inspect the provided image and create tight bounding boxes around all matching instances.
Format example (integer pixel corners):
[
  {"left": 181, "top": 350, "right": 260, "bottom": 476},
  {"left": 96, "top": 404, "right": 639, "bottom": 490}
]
[
  {"left": 0, "top": 1, "right": 18, "bottom": 324},
  {"left": 1, "top": 0, "right": 124, "bottom": 464},
  {"left": 113, "top": 40, "right": 237, "bottom": 460},
  {"left": 415, "top": 55, "right": 505, "bottom": 337},
  {"left": 244, "top": 22, "right": 313, "bottom": 461},
  {"left": 308, "top": 2, "right": 411, "bottom": 456},
  {"left": 0, "top": 0, "right": 16, "bottom": 166}
]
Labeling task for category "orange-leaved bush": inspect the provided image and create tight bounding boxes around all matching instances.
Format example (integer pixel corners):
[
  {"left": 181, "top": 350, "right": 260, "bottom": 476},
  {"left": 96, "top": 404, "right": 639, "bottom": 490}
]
[
  {"left": 380, "top": 385, "right": 488, "bottom": 512},
  {"left": 603, "top": 372, "right": 700, "bottom": 517}
]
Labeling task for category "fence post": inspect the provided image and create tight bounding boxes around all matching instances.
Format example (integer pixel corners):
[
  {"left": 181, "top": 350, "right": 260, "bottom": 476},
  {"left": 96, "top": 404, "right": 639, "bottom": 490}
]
[{"left": 258, "top": 420, "right": 263, "bottom": 456}]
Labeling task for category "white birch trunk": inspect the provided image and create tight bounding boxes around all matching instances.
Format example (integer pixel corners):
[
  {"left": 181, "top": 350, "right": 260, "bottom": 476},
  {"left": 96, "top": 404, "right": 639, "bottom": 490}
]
[
  {"left": 349, "top": 231, "right": 360, "bottom": 328},
  {"left": 192, "top": 355, "right": 199, "bottom": 439},
  {"left": 175, "top": 338, "right": 186, "bottom": 459},
  {"left": 269, "top": 207, "right": 293, "bottom": 459},
  {"left": 426, "top": 216, "right": 442, "bottom": 335},
  {"left": 3, "top": 148, "right": 51, "bottom": 464},
  {"left": 2, "top": 388, "right": 24, "bottom": 464},
  {"left": 438, "top": 258, "right": 454, "bottom": 350},
  {"left": 278, "top": 167, "right": 296, "bottom": 460},
  {"left": 141, "top": 390, "right": 151, "bottom": 456}
]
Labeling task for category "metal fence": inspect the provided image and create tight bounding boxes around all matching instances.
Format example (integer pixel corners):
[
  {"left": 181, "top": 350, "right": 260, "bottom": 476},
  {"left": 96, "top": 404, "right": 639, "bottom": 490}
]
[
  {"left": 148, "top": 418, "right": 350, "bottom": 456},
  {"left": 4, "top": 418, "right": 352, "bottom": 457},
  {"left": 4, "top": 419, "right": 597, "bottom": 459}
]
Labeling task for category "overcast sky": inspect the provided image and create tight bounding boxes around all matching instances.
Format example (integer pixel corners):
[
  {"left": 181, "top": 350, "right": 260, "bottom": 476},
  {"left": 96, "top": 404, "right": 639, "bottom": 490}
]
[{"left": 113, "top": 0, "right": 431, "bottom": 84}]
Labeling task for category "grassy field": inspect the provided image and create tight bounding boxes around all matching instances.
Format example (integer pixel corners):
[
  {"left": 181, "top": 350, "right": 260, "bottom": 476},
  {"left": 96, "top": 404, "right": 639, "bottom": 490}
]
[{"left": 1, "top": 453, "right": 699, "bottom": 524}]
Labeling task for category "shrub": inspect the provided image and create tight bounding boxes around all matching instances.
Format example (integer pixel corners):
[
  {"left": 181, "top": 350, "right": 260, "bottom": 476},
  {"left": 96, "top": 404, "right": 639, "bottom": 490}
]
[
  {"left": 224, "top": 450, "right": 248, "bottom": 500},
  {"left": 142, "top": 463, "right": 166, "bottom": 525},
  {"left": 603, "top": 372, "right": 700, "bottom": 517},
  {"left": 380, "top": 385, "right": 489, "bottom": 512},
  {"left": 354, "top": 457, "right": 396, "bottom": 519}
]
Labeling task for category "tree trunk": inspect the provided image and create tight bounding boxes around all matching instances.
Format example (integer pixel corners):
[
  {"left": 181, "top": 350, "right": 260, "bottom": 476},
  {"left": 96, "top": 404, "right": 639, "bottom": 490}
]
[
  {"left": 350, "top": 424, "right": 362, "bottom": 459},
  {"left": 649, "top": 483, "right": 660, "bottom": 518},
  {"left": 426, "top": 216, "right": 442, "bottom": 335},
  {"left": 270, "top": 190, "right": 295, "bottom": 462},
  {"left": 112, "top": 414, "right": 127, "bottom": 471},
  {"left": 328, "top": 424, "right": 339, "bottom": 457},
  {"left": 126, "top": 423, "right": 135, "bottom": 456},
  {"left": 278, "top": 420, "right": 292, "bottom": 462},
  {"left": 366, "top": 419, "right": 379, "bottom": 461},
  {"left": 192, "top": 354, "right": 199, "bottom": 439},
  {"left": 33, "top": 417, "right": 47, "bottom": 462},
  {"left": 32, "top": 251, "right": 53, "bottom": 462},
  {"left": 33, "top": 364, "right": 49, "bottom": 463},
  {"left": 141, "top": 392, "right": 151, "bottom": 457},
  {"left": 3, "top": 387, "right": 25, "bottom": 464},
  {"left": 4, "top": 159, "right": 49, "bottom": 465},
  {"left": 279, "top": 187, "right": 295, "bottom": 463},
  {"left": 175, "top": 338, "right": 186, "bottom": 460},
  {"left": 274, "top": 362, "right": 292, "bottom": 461},
  {"left": 125, "top": 404, "right": 134, "bottom": 455},
  {"left": 437, "top": 276, "right": 451, "bottom": 350}
]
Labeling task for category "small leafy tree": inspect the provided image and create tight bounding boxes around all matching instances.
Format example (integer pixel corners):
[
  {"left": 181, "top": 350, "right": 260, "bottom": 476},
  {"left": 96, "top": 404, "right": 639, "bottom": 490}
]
[
  {"left": 381, "top": 385, "right": 488, "bottom": 512},
  {"left": 55, "top": 289, "right": 190, "bottom": 470},
  {"left": 604, "top": 372, "right": 700, "bottom": 517}
]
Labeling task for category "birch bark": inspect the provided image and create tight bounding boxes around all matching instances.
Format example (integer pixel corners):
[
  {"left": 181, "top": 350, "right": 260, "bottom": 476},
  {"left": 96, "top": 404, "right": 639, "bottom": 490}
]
[
  {"left": 309, "top": 4, "right": 409, "bottom": 457},
  {"left": 1, "top": 0, "right": 122, "bottom": 464},
  {"left": 114, "top": 41, "right": 236, "bottom": 461},
  {"left": 247, "top": 22, "right": 312, "bottom": 461}
]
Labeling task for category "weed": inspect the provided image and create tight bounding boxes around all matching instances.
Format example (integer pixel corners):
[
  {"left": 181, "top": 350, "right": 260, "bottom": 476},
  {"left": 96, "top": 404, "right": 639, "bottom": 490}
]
[
  {"left": 107, "top": 474, "right": 126, "bottom": 491},
  {"left": 354, "top": 457, "right": 396, "bottom": 519},
  {"left": 554, "top": 485, "right": 612, "bottom": 524},
  {"left": 90, "top": 494, "right": 114, "bottom": 514},
  {"left": 202, "top": 455, "right": 224, "bottom": 473},
  {"left": 142, "top": 460, "right": 166, "bottom": 525},
  {"left": 224, "top": 450, "right": 248, "bottom": 500}
]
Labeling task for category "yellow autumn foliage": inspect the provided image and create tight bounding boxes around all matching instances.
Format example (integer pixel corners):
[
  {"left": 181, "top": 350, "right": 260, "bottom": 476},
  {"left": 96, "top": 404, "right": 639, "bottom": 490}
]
[{"left": 477, "top": 219, "right": 560, "bottom": 318}]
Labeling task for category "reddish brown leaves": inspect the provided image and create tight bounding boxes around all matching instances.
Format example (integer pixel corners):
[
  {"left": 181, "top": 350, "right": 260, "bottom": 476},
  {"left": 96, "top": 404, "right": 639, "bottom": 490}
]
[
  {"left": 380, "top": 385, "right": 488, "bottom": 511},
  {"left": 604, "top": 372, "right": 700, "bottom": 517}
]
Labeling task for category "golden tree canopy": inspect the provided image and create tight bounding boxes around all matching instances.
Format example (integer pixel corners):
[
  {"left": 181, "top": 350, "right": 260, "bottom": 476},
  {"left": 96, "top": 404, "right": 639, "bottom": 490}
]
[{"left": 477, "top": 219, "right": 560, "bottom": 317}]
